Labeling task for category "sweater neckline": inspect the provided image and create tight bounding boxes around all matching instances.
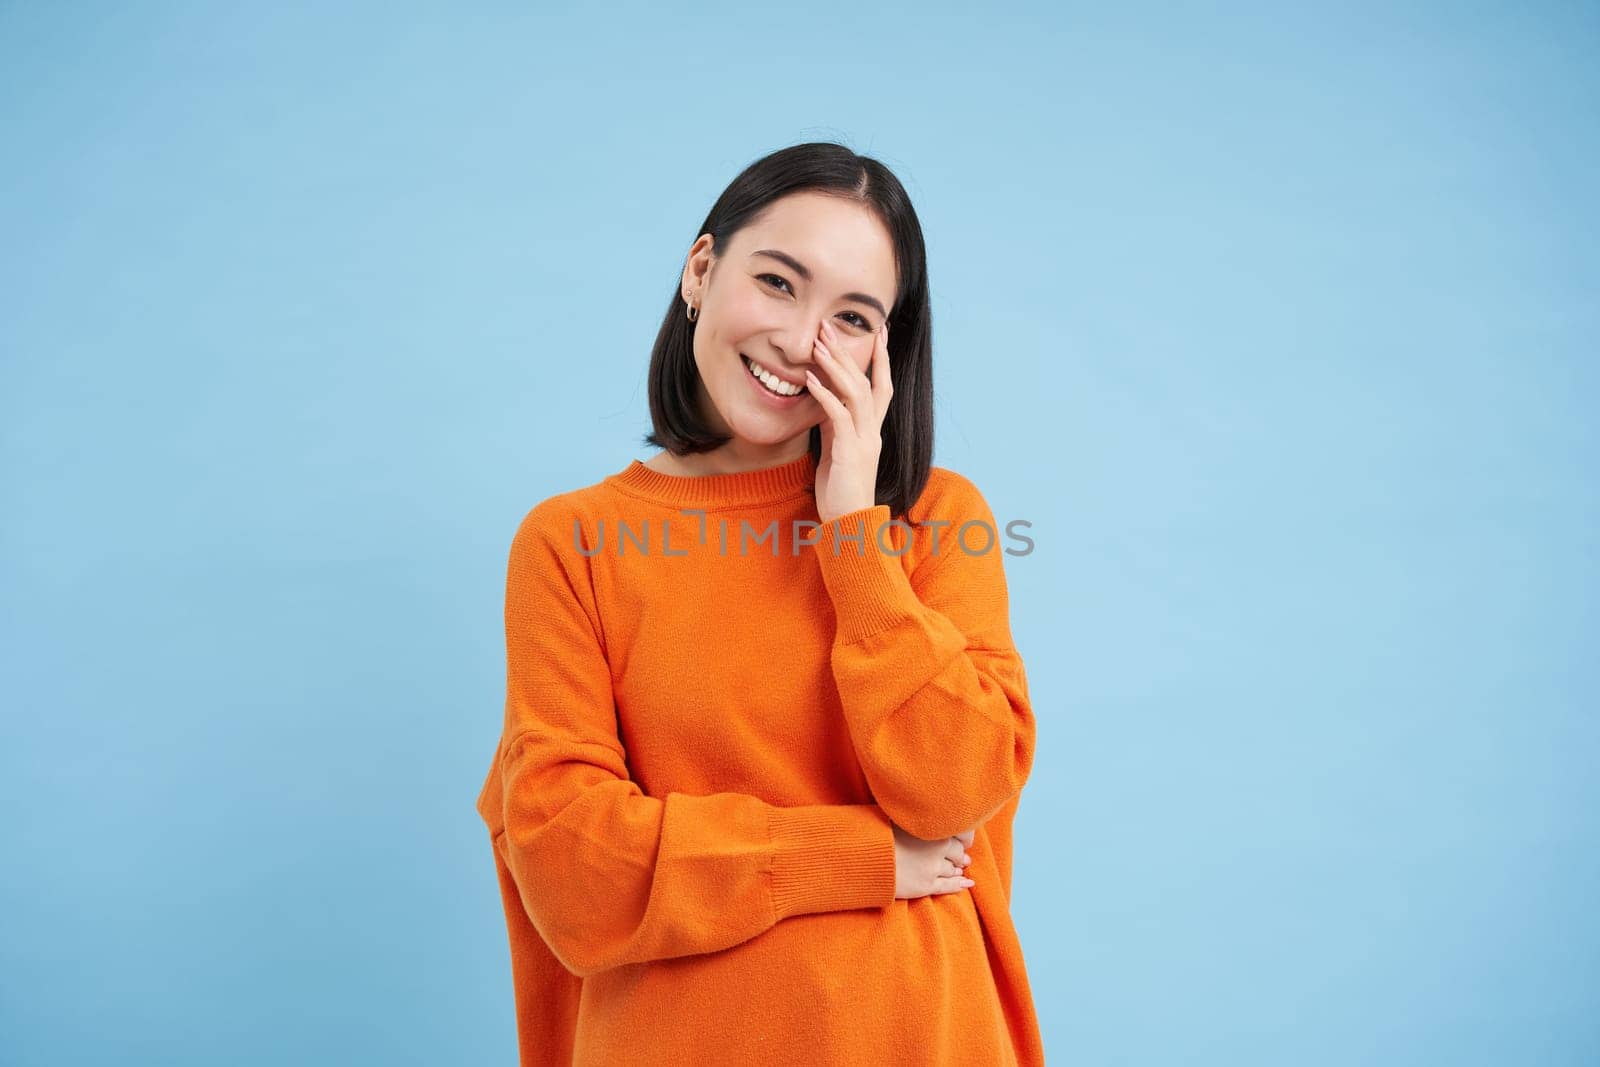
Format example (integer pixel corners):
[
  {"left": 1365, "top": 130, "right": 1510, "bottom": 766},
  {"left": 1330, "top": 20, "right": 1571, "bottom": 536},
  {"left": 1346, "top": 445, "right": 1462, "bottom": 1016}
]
[{"left": 606, "top": 450, "right": 817, "bottom": 508}]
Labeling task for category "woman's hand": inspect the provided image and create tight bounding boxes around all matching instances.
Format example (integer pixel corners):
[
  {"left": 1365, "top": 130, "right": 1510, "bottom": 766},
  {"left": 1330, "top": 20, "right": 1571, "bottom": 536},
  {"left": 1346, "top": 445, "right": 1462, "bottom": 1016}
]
[
  {"left": 807, "top": 318, "right": 893, "bottom": 525},
  {"left": 891, "top": 820, "right": 976, "bottom": 900}
]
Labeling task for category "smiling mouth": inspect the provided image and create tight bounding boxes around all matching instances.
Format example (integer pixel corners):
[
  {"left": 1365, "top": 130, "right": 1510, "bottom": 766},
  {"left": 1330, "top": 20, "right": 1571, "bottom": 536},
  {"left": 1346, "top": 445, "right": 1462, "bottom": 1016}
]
[{"left": 741, "top": 353, "right": 809, "bottom": 397}]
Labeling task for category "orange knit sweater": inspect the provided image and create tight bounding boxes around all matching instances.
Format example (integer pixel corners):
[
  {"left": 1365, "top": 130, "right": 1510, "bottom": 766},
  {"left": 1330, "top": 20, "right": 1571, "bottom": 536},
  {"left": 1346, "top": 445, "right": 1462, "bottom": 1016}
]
[{"left": 474, "top": 449, "right": 1043, "bottom": 1065}]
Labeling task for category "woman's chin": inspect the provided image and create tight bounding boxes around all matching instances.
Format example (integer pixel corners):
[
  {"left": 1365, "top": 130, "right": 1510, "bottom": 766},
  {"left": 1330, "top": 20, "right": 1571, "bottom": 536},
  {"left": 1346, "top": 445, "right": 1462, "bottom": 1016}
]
[{"left": 727, "top": 407, "right": 811, "bottom": 445}]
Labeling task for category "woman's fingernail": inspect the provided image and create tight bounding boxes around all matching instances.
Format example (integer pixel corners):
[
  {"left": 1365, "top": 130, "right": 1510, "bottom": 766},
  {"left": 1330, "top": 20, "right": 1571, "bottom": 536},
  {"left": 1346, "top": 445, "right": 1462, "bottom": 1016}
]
[{"left": 961, "top": 878, "right": 975, "bottom": 887}]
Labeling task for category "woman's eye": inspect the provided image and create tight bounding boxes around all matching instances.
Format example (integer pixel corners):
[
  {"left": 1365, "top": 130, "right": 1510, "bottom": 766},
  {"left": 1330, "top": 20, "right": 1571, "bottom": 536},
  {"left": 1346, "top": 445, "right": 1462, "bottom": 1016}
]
[{"left": 759, "top": 274, "right": 870, "bottom": 330}]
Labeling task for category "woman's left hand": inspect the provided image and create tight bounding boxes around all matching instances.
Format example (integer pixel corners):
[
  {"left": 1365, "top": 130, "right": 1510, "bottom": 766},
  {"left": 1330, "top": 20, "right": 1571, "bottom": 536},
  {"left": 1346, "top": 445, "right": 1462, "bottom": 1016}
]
[{"left": 806, "top": 317, "right": 893, "bottom": 525}]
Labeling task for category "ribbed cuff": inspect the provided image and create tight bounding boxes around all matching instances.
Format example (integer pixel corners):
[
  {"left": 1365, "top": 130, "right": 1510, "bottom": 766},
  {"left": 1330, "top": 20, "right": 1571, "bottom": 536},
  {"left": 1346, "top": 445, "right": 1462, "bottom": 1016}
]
[
  {"left": 812, "top": 504, "right": 921, "bottom": 644},
  {"left": 767, "top": 803, "right": 897, "bottom": 919}
]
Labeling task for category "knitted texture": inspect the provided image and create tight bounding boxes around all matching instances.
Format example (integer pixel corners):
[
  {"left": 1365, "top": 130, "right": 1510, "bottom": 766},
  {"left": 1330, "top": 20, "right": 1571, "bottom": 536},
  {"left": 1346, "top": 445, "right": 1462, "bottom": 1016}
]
[{"left": 475, "top": 449, "right": 1043, "bottom": 1065}]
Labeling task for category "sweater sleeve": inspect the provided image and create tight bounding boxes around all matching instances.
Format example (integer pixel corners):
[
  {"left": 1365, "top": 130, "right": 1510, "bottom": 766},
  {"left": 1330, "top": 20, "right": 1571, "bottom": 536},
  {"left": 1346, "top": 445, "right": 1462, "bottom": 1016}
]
[
  {"left": 495, "top": 507, "right": 898, "bottom": 980},
  {"left": 811, "top": 480, "right": 1037, "bottom": 843}
]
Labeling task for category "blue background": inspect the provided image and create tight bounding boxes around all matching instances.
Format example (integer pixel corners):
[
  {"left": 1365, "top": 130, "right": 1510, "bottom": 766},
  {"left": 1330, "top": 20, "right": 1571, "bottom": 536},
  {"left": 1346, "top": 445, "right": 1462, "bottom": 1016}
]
[{"left": 3, "top": 3, "right": 1595, "bottom": 1064}]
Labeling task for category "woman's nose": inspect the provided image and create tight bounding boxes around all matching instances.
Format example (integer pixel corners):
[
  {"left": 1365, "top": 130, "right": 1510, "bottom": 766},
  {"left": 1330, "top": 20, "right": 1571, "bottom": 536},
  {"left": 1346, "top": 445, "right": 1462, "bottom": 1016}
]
[{"left": 779, "top": 320, "right": 827, "bottom": 368}]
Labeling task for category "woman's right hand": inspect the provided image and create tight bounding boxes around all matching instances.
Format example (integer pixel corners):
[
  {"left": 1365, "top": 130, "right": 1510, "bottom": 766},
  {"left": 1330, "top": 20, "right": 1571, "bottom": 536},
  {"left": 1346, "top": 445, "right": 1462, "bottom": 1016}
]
[{"left": 891, "top": 822, "right": 977, "bottom": 899}]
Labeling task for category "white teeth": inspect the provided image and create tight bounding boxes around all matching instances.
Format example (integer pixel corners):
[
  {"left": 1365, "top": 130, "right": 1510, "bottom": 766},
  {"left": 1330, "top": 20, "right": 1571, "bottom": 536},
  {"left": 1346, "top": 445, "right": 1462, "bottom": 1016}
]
[{"left": 743, "top": 354, "right": 806, "bottom": 397}]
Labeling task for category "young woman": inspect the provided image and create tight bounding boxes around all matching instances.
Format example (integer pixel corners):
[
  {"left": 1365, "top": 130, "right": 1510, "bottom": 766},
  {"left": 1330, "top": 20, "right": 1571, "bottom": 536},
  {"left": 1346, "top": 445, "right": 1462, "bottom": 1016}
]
[{"left": 475, "top": 142, "right": 1042, "bottom": 1065}]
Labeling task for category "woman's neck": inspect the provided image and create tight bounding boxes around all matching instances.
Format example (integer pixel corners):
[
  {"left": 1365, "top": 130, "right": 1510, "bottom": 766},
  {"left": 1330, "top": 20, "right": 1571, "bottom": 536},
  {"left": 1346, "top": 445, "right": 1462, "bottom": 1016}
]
[{"left": 644, "top": 443, "right": 809, "bottom": 477}]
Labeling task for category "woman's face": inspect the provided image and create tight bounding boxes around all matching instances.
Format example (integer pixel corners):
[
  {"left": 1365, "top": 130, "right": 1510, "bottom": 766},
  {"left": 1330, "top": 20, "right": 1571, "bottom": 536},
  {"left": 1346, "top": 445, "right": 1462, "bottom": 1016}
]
[{"left": 682, "top": 191, "right": 898, "bottom": 454}]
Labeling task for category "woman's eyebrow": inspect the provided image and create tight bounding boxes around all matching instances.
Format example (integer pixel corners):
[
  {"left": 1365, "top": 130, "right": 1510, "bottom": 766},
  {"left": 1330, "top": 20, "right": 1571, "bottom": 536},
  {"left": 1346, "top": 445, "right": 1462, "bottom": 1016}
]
[{"left": 749, "top": 249, "right": 888, "bottom": 320}]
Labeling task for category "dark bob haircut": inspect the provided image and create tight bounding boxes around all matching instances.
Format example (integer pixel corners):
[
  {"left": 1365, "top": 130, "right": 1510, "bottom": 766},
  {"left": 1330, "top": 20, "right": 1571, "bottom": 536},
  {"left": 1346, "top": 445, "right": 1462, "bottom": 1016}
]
[{"left": 642, "top": 141, "right": 934, "bottom": 525}]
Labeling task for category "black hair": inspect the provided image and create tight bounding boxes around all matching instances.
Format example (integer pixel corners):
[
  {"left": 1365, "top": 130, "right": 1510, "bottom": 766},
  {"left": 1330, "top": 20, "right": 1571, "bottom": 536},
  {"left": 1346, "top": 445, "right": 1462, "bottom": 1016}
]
[{"left": 642, "top": 141, "right": 934, "bottom": 525}]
